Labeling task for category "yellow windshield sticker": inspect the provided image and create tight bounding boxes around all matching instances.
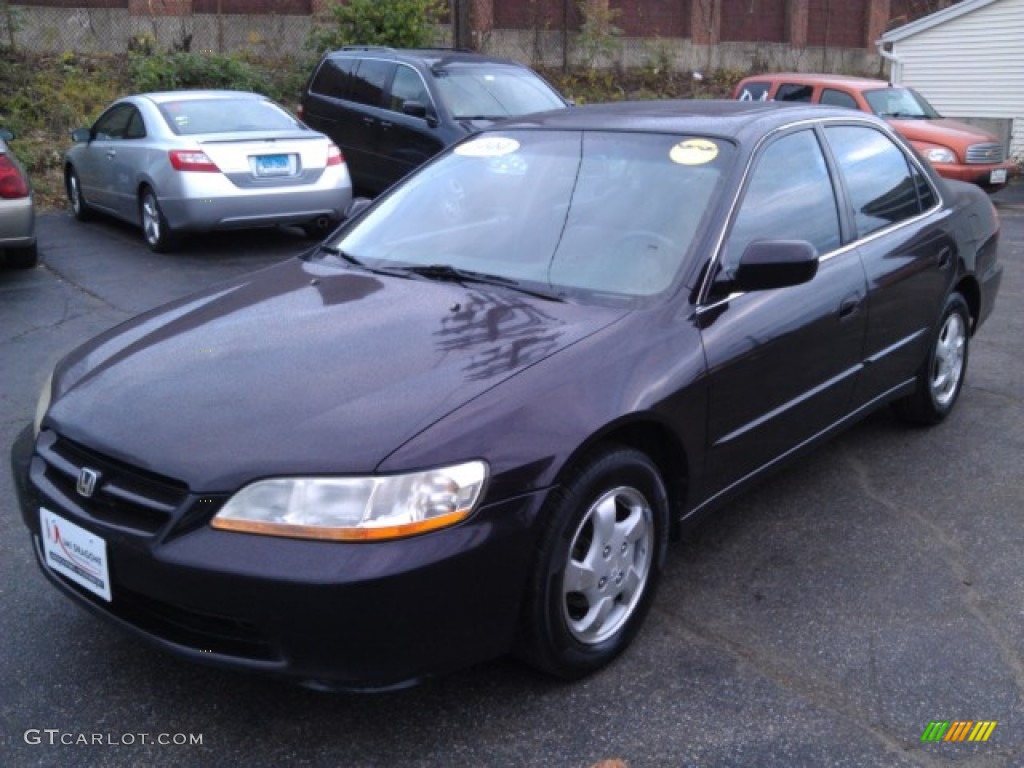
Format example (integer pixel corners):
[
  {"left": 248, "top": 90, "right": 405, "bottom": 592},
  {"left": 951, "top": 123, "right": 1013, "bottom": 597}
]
[
  {"left": 455, "top": 137, "right": 520, "bottom": 158},
  {"left": 670, "top": 139, "right": 719, "bottom": 165}
]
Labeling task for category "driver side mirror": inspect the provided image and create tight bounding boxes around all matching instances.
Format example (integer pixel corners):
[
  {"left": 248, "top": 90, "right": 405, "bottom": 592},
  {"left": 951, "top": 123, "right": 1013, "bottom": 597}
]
[
  {"left": 403, "top": 100, "right": 438, "bottom": 127},
  {"left": 720, "top": 240, "right": 819, "bottom": 294},
  {"left": 0, "top": 129, "right": 14, "bottom": 142},
  {"left": 71, "top": 127, "right": 92, "bottom": 143}
]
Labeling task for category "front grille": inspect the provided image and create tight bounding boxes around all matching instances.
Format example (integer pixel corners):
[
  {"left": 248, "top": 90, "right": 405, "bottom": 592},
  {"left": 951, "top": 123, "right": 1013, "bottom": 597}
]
[
  {"left": 34, "top": 430, "right": 188, "bottom": 536},
  {"left": 966, "top": 143, "right": 1005, "bottom": 164}
]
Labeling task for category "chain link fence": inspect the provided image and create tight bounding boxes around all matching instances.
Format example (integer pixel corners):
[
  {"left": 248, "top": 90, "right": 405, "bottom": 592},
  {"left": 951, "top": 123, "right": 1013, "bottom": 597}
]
[{"left": 0, "top": 1, "right": 883, "bottom": 75}]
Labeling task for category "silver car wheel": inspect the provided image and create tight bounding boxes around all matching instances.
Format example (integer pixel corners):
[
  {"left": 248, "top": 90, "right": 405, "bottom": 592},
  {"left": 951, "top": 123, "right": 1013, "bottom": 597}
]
[
  {"left": 69, "top": 174, "right": 81, "bottom": 214},
  {"left": 930, "top": 310, "right": 966, "bottom": 408},
  {"left": 561, "top": 486, "right": 653, "bottom": 645},
  {"left": 141, "top": 191, "right": 162, "bottom": 247}
]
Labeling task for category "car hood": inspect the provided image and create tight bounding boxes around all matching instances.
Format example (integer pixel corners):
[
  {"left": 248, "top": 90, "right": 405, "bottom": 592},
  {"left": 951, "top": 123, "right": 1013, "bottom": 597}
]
[
  {"left": 47, "top": 257, "right": 626, "bottom": 491},
  {"left": 889, "top": 116, "right": 998, "bottom": 148}
]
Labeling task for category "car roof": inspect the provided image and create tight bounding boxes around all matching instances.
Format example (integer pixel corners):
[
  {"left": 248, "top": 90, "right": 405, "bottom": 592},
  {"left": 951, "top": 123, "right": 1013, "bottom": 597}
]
[
  {"left": 325, "top": 46, "right": 528, "bottom": 69},
  {"left": 138, "top": 90, "right": 270, "bottom": 104},
  {"left": 495, "top": 99, "right": 870, "bottom": 138},
  {"left": 741, "top": 73, "right": 894, "bottom": 92}
]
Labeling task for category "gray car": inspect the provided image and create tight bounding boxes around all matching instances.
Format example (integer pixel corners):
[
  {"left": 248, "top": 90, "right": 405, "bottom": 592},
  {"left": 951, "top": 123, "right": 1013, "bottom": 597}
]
[
  {"left": 0, "top": 129, "right": 37, "bottom": 269},
  {"left": 65, "top": 90, "right": 353, "bottom": 251}
]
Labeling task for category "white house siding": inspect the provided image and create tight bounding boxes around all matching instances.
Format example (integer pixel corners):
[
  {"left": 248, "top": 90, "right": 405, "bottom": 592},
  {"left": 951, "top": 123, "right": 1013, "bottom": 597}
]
[{"left": 885, "top": 0, "right": 1024, "bottom": 160}]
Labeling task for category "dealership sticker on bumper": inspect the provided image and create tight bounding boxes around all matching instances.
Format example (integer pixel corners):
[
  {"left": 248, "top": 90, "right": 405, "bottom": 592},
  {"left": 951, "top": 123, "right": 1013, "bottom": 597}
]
[
  {"left": 40, "top": 508, "right": 111, "bottom": 601},
  {"left": 991, "top": 169, "right": 1008, "bottom": 185}
]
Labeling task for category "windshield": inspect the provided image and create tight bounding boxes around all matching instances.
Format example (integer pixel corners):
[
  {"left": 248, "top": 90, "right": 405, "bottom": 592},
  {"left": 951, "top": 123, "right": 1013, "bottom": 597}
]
[
  {"left": 864, "top": 87, "right": 942, "bottom": 119},
  {"left": 158, "top": 98, "right": 303, "bottom": 135},
  {"left": 331, "top": 130, "right": 733, "bottom": 306},
  {"left": 433, "top": 66, "right": 566, "bottom": 119}
]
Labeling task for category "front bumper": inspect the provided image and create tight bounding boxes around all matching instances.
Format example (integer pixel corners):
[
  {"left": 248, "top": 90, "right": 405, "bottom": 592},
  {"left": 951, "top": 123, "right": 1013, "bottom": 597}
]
[
  {"left": 933, "top": 161, "right": 1017, "bottom": 192},
  {"left": 12, "top": 426, "right": 546, "bottom": 690}
]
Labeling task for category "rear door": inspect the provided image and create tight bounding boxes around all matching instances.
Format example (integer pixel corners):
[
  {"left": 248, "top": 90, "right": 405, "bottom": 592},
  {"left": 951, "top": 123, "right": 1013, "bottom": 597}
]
[
  {"left": 699, "top": 127, "right": 867, "bottom": 498},
  {"left": 822, "top": 123, "right": 955, "bottom": 408},
  {"left": 376, "top": 63, "right": 447, "bottom": 186}
]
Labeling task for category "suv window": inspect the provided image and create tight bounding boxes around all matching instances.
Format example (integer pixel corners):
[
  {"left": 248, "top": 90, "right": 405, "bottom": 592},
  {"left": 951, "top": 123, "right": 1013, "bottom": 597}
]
[
  {"left": 311, "top": 57, "right": 357, "bottom": 100},
  {"left": 737, "top": 82, "right": 770, "bottom": 101},
  {"left": 349, "top": 59, "right": 396, "bottom": 108},
  {"left": 776, "top": 83, "right": 814, "bottom": 102},
  {"left": 825, "top": 125, "right": 922, "bottom": 236},
  {"left": 389, "top": 64, "right": 431, "bottom": 113},
  {"left": 723, "top": 129, "right": 840, "bottom": 270},
  {"left": 434, "top": 65, "right": 565, "bottom": 119},
  {"left": 821, "top": 89, "right": 857, "bottom": 109}
]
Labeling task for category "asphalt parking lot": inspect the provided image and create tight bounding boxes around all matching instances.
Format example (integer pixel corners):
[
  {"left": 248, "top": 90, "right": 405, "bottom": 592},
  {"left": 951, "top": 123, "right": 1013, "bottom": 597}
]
[{"left": 1, "top": 184, "right": 1022, "bottom": 768}]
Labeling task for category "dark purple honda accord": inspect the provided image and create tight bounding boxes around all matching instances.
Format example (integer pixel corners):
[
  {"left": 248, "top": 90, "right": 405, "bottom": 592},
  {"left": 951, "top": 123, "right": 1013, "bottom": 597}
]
[{"left": 13, "top": 101, "right": 1001, "bottom": 690}]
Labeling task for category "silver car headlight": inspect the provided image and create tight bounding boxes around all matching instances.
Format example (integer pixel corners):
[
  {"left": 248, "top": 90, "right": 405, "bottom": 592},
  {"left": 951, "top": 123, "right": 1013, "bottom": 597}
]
[
  {"left": 33, "top": 370, "right": 53, "bottom": 438},
  {"left": 923, "top": 147, "right": 956, "bottom": 164},
  {"left": 211, "top": 461, "right": 488, "bottom": 541}
]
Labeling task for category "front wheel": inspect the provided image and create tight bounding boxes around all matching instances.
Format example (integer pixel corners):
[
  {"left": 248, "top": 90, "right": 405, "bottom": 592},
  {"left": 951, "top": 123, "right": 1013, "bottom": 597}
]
[
  {"left": 517, "top": 445, "right": 669, "bottom": 679},
  {"left": 140, "top": 187, "right": 177, "bottom": 253},
  {"left": 66, "top": 168, "right": 93, "bottom": 222},
  {"left": 893, "top": 292, "right": 971, "bottom": 424}
]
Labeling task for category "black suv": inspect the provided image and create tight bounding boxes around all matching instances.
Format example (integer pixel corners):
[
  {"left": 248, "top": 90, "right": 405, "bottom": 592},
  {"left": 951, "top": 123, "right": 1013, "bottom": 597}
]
[{"left": 299, "top": 47, "right": 568, "bottom": 195}]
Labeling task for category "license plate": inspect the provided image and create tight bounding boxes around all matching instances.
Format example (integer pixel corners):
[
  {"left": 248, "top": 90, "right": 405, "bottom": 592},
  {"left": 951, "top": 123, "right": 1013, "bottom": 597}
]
[
  {"left": 990, "top": 168, "right": 1007, "bottom": 185},
  {"left": 253, "top": 153, "right": 296, "bottom": 177},
  {"left": 40, "top": 508, "right": 111, "bottom": 602}
]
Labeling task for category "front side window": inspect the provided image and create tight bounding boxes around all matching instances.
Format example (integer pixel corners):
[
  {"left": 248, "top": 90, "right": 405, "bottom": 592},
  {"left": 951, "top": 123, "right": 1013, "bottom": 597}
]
[
  {"left": 158, "top": 98, "right": 302, "bottom": 136},
  {"left": 433, "top": 66, "right": 565, "bottom": 120},
  {"left": 389, "top": 65, "right": 431, "bottom": 113},
  {"left": 821, "top": 89, "right": 858, "bottom": 110},
  {"left": 825, "top": 125, "right": 922, "bottom": 237},
  {"left": 92, "top": 104, "right": 134, "bottom": 140},
  {"left": 331, "top": 130, "right": 733, "bottom": 305},
  {"left": 722, "top": 129, "right": 841, "bottom": 273}
]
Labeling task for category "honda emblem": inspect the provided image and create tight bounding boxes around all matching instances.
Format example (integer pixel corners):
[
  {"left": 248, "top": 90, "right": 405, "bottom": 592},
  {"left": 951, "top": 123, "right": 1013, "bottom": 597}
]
[{"left": 77, "top": 467, "right": 100, "bottom": 498}]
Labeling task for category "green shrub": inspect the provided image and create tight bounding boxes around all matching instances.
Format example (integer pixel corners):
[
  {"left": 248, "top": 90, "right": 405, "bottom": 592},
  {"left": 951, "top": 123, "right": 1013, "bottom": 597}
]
[
  {"left": 128, "top": 51, "right": 264, "bottom": 94},
  {"left": 305, "top": 0, "right": 446, "bottom": 56}
]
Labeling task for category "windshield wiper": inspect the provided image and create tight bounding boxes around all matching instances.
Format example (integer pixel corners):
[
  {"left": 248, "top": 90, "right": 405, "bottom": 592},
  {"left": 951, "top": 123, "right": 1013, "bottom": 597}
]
[
  {"left": 317, "top": 243, "right": 365, "bottom": 267},
  {"left": 400, "top": 264, "right": 565, "bottom": 301}
]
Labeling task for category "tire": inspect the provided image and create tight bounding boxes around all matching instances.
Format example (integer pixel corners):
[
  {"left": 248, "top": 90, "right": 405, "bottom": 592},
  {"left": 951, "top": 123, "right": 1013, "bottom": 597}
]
[
  {"left": 5, "top": 242, "right": 38, "bottom": 269},
  {"left": 302, "top": 217, "right": 337, "bottom": 240},
  {"left": 893, "top": 292, "right": 970, "bottom": 425},
  {"left": 66, "top": 167, "right": 93, "bottom": 222},
  {"left": 517, "top": 445, "right": 669, "bottom": 679},
  {"left": 139, "top": 187, "right": 177, "bottom": 253}
]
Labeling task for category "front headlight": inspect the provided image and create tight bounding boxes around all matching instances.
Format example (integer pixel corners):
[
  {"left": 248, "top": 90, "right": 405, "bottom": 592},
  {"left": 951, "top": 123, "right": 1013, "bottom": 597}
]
[
  {"left": 211, "top": 461, "right": 488, "bottom": 541},
  {"left": 33, "top": 370, "right": 53, "bottom": 438},
  {"left": 923, "top": 146, "right": 956, "bottom": 164}
]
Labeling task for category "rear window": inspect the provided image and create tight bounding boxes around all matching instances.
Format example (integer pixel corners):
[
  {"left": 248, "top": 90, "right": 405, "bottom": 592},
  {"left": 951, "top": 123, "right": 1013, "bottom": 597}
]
[
  {"left": 736, "top": 81, "right": 770, "bottom": 101},
  {"left": 432, "top": 66, "right": 564, "bottom": 120},
  {"left": 821, "top": 89, "right": 858, "bottom": 110},
  {"left": 158, "top": 99, "right": 301, "bottom": 135}
]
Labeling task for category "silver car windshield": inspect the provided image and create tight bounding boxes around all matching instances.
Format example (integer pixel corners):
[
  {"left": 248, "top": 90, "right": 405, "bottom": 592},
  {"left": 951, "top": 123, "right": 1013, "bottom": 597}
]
[
  {"left": 158, "top": 99, "right": 302, "bottom": 135},
  {"left": 434, "top": 67, "right": 566, "bottom": 119},
  {"left": 332, "top": 130, "right": 733, "bottom": 305}
]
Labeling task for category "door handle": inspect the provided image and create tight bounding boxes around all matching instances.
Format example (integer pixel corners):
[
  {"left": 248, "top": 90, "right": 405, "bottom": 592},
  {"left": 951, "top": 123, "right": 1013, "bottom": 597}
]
[
  {"left": 379, "top": 120, "right": 393, "bottom": 129},
  {"left": 362, "top": 116, "right": 375, "bottom": 125},
  {"left": 937, "top": 246, "right": 952, "bottom": 269},
  {"left": 105, "top": 150, "right": 116, "bottom": 159},
  {"left": 838, "top": 293, "right": 862, "bottom": 319}
]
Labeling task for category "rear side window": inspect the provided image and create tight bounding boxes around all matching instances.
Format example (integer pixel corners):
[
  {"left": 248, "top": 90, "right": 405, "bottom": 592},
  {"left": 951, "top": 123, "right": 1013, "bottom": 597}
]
[
  {"left": 349, "top": 59, "right": 396, "bottom": 108},
  {"left": 825, "top": 125, "right": 923, "bottom": 236},
  {"left": 310, "top": 57, "right": 356, "bottom": 100},
  {"left": 777, "top": 84, "right": 814, "bottom": 102},
  {"left": 723, "top": 129, "right": 841, "bottom": 269},
  {"left": 821, "top": 89, "right": 858, "bottom": 110},
  {"left": 737, "top": 82, "right": 770, "bottom": 101}
]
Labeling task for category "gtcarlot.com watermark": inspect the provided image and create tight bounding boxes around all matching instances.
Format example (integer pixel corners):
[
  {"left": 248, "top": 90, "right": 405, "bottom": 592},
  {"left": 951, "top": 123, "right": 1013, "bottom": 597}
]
[{"left": 24, "top": 729, "right": 203, "bottom": 746}]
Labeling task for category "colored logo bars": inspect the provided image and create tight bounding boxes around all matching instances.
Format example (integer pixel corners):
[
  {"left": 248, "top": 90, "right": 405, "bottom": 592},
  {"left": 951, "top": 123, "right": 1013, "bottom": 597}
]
[{"left": 921, "top": 721, "right": 997, "bottom": 742}]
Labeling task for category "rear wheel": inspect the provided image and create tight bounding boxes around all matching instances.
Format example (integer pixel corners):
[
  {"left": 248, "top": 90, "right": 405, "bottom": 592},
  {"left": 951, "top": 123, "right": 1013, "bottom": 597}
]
[
  {"left": 893, "top": 292, "right": 970, "bottom": 424},
  {"left": 140, "top": 187, "right": 177, "bottom": 253},
  {"left": 5, "top": 242, "right": 38, "bottom": 269},
  {"left": 517, "top": 445, "right": 669, "bottom": 679}
]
